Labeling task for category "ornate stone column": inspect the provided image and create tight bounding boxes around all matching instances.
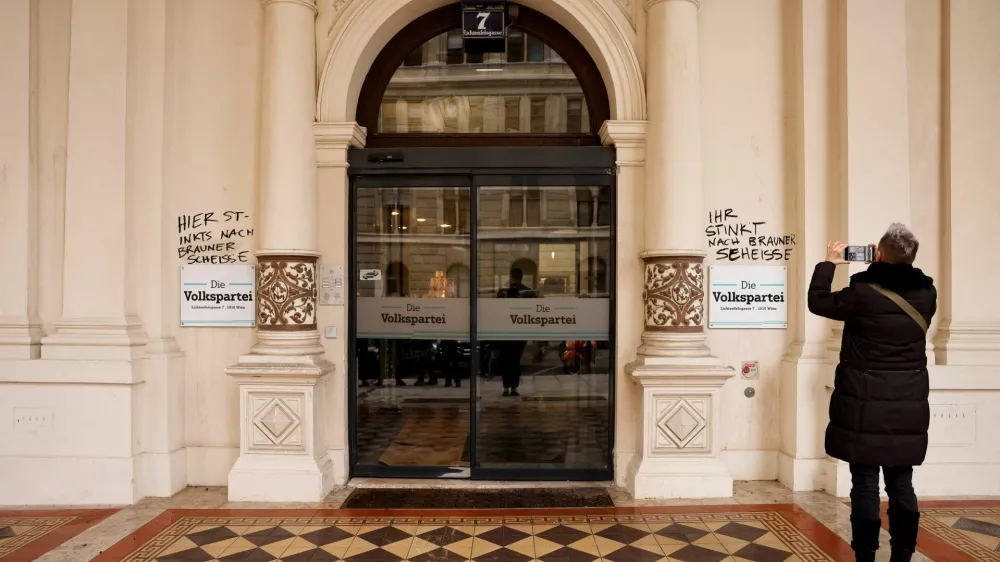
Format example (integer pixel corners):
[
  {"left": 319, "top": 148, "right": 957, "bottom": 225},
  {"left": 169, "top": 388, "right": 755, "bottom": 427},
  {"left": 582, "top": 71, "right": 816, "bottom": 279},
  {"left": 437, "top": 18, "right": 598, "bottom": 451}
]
[
  {"left": 0, "top": 0, "right": 43, "bottom": 359},
  {"left": 626, "top": 0, "right": 735, "bottom": 499},
  {"left": 226, "top": 0, "right": 334, "bottom": 502}
]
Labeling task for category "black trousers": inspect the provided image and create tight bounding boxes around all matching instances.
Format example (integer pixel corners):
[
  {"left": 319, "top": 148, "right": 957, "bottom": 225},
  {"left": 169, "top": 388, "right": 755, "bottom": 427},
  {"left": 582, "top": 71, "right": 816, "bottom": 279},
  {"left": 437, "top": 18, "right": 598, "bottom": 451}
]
[
  {"left": 501, "top": 341, "right": 526, "bottom": 389},
  {"left": 850, "top": 464, "right": 919, "bottom": 521}
]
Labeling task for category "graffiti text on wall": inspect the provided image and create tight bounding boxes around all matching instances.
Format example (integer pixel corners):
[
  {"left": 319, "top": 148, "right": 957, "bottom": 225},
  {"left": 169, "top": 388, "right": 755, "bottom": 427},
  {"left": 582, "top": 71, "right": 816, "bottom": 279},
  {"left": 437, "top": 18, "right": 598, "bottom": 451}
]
[
  {"left": 705, "top": 208, "right": 795, "bottom": 262},
  {"left": 177, "top": 211, "right": 254, "bottom": 265}
]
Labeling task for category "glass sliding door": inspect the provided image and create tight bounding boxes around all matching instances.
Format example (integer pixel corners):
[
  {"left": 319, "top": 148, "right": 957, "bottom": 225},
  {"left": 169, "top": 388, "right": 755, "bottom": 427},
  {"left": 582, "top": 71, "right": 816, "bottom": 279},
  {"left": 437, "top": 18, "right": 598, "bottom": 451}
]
[
  {"left": 349, "top": 167, "right": 615, "bottom": 480},
  {"left": 474, "top": 178, "right": 613, "bottom": 479},
  {"left": 351, "top": 176, "right": 473, "bottom": 477}
]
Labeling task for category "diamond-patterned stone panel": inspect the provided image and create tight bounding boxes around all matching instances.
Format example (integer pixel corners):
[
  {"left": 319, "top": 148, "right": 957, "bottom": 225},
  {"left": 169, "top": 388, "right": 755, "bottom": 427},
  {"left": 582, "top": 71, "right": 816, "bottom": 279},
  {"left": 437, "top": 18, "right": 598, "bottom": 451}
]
[
  {"left": 654, "top": 397, "right": 708, "bottom": 450},
  {"left": 249, "top": 395, "right": 305, "bottom": 451}
]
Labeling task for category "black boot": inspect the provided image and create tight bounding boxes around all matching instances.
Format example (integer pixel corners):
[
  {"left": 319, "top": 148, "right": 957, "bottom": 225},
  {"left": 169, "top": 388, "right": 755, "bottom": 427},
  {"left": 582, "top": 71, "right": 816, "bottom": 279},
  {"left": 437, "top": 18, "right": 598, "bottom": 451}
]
[
  {"left": 851, "top": 516, "right": 881, "bottom": 562},
  {"left": 888, "top": 509, "right": 919, "bottom": 562}
]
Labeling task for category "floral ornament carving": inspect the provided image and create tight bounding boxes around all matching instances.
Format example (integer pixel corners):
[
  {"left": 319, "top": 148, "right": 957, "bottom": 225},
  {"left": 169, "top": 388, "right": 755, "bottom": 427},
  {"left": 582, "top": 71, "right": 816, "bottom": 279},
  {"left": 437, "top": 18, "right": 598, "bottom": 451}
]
[
  {"left": 257, "top": 256, "right": 318, "bottom": 330},
  {"left": 643, "top": 257, "right": 705, "bottom": 331}
]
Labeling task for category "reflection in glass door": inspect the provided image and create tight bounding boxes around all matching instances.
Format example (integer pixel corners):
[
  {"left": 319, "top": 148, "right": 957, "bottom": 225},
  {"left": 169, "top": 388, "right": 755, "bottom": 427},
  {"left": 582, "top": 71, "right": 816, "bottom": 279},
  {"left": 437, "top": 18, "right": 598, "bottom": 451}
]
[
  {"left": 475, "top": 184, "right": 612, "bottom": 477},
  {"left": 352, "top": 179, "right": 472, "bottom": 477},
  {"left": 350, "top": 172, "right": 614, "bottom": 480}
]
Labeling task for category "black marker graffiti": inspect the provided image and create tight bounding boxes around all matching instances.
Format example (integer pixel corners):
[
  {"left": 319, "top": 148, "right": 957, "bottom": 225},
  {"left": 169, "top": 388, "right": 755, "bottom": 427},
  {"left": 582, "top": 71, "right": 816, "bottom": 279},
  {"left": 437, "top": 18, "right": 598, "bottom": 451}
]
[
  {"left": 177, "top": 211, "right": 254, "bottom": 264},
  {"left": 705, "top": 208, "right": 795, "bottom": 262}
]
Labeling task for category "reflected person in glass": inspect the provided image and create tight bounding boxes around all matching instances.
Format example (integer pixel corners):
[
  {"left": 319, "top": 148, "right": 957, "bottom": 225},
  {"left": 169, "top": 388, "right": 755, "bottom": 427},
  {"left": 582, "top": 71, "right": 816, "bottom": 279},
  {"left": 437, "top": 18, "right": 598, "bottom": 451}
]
[{"left": 499, "top": 267, "right": 537, "bottom": 397}]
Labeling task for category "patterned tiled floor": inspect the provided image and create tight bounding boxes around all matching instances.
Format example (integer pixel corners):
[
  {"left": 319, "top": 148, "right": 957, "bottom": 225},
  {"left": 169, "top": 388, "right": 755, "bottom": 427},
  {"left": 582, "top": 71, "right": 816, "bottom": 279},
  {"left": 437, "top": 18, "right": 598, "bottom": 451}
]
[
  {"left": 91, "top": 506, "right": 851, "bottom": 562},
  {"left": 0, "top": 509, "right": 116, "bottom": 561},
  {"left": 882, "top": 501, "right": 1000, "bottom": 562},
  {"left": 10, "top": 484, "right": 1000, "bottom": 562}
]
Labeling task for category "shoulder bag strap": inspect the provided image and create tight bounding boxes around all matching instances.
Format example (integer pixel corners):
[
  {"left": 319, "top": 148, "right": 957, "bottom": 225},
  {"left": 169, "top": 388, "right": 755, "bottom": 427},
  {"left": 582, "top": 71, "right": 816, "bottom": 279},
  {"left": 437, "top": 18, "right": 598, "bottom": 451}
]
[{"left": 867, "top": 283, "right": 928, "bottom": 335}]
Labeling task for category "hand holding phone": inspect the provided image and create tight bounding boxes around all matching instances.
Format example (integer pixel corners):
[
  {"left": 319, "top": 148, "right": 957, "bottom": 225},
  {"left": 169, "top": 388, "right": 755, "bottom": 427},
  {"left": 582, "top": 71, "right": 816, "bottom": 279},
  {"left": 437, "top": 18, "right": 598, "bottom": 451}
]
[
  {"left": 844, "top": 244, "right": 876, "bottom": 263},
  {"left": 826, "top": 241, "right": 849, "bottom": 264}
]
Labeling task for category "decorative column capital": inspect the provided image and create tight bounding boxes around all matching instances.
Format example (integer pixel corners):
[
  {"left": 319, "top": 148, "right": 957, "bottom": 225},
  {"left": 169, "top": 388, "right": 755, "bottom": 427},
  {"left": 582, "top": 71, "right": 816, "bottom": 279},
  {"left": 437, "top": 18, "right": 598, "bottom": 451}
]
[
  {"left": 261, "top": 0, "right": 318, "bottom": 15},
  {"left": 641, "top": 253, "right": 706, "bottom": 333},
  {"left": 600, "top": 120, "right": 647, "bottom": 168},
  {"left": 255, "top": 251, "right": 320, "bottom": 333},
  {"left": 315, "top": 122, "right": 367, "bottom": 167},
  {"left": 644, "top": 0, "right": 700, "bottom": 11},
  {"left": 599, "top": 120, "right": 647, "bottom": 148}
]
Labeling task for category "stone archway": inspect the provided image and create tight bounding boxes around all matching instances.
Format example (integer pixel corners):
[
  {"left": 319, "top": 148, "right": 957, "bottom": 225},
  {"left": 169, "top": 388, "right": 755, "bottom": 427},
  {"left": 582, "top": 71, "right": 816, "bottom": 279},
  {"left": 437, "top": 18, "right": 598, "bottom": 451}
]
[{"left": 316, "top": 0, "right": 646, "bottom": 123}]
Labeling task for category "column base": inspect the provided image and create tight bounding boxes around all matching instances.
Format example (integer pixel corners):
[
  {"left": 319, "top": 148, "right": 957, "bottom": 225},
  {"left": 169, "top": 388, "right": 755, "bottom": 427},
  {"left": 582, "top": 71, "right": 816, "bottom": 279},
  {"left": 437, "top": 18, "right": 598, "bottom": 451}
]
[
  {"left": 0, "top": 317, "right": 44, "bottom": 359},
  {"left": 627, "top": 455, "right": 734, "bottom": 499},
  {"left": 626, "top": 359, "right": 736, "bottom": 500},
  {"left": 228, "top": 452, "right": 335, "bottom": 503},
  {"left": 777, "top": 353, "right": 831, "bottom": 491},
  {"left": 41, "top": 316, "right": 147, "bottom": 360},
  {"left": 138, "top": 339, "right": 187, "bottom": 498},
  {"left": 0, "top": 358, "right": 143, "bottom": 505},
  {"left": 226, "top": 352, "right": 334, "bottom": 503},
  {"left": 823, "top": 457, "right": 851, "bottom": 497},
  {"left": 777, "top": 453, "right": 825, "bottom": 492},
  {"left": 934, "top": 324, "right": 1000, "bottom": 365},
  {"left": 251, "top": 329, "right": 325, "bottom": 356}
]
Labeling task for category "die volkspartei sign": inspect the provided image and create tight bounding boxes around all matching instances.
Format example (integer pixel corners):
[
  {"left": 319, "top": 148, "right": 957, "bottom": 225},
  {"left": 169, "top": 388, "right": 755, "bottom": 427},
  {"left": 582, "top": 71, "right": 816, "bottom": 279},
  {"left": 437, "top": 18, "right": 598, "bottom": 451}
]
[
  {"left": 355, "top": 297, "right": 610, "bottom": 341},
  {"left": 708, "top": 265, "right": 787, "bottom": 329},
  {"left": 478, "top": 298, "right": 609, "bottom": 341},
  {"left": 356, "top": 297, "right": 471, "bottom": 340},
  {"left": 180, "top": 264, "right": 255, "bottom": 327}
]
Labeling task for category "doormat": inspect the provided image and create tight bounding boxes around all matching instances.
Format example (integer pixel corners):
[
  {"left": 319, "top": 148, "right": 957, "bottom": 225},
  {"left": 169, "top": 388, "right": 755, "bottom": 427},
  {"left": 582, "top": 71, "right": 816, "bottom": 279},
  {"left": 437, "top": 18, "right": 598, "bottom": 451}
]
[
  {"left": 341, "top": 487, "right": 615, "bottom": 509},
  {"left": 378, "top": 414, "right": 470, "bottom": 467}
]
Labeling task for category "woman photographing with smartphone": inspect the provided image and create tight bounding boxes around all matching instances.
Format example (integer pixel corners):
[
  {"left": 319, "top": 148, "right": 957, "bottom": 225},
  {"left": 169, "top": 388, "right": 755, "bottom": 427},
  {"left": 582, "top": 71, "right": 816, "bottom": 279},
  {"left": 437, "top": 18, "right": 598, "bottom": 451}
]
[{"left": 807, "top": 223, "right": 937, "bottom": 562}]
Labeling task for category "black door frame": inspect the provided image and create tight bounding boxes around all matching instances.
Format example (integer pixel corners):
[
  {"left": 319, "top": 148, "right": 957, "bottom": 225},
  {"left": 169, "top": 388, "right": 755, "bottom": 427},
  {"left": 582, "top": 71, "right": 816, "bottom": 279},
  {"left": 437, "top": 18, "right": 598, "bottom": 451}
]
[{"left": 347, "top": 146, "right": 617, "bottom": 482}]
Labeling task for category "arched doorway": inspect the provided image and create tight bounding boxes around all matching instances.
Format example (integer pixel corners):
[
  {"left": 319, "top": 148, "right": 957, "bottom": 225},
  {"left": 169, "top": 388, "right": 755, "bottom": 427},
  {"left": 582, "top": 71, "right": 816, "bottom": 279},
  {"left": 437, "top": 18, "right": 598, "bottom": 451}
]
[{"left": 348, "top": 2, "right": 615, "bottom": 481}]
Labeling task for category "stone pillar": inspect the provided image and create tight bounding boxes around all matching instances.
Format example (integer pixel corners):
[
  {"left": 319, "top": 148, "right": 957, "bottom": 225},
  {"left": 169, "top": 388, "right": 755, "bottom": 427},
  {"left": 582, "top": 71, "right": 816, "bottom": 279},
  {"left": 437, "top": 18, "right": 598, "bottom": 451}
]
[
  {"left": 627, "top": 0, "right": 735, "bottom": 499},
  {"left": 0, "top": 0, "right": 44, "bottom": 359},
  {"left": 41, "top": 0, "right": 147, "bottom": 360},
  {"left": 315, "top": 121, "right": 367, "bottom": 486},
  {"left": 934, "top": 0, "right": 1000, "bottom": 366},
  {"left": 778, "top": 0, "right": 835, "bottom": 492},
  {"left": 599, "top": 120, "right": 647, "bottom": 486},
  {"left": 824, "top": 0, "right": 912, "bottom": 496},
  {"left": 226, "top": 0, "right": 334, "bottom": 502},
  {"left": 131, "top": 0, "right": 187, "bottom": 498}
]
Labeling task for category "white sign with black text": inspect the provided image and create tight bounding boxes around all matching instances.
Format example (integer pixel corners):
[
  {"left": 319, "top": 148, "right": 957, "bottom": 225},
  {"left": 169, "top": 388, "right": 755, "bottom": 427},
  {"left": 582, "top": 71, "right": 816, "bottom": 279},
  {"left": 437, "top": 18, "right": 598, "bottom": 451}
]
[
  {"left": 708, "top": 265, "right": 787, "bottom": 329},
  {"left": 180, "top": 264, "right": 255, "bottom": 327}
]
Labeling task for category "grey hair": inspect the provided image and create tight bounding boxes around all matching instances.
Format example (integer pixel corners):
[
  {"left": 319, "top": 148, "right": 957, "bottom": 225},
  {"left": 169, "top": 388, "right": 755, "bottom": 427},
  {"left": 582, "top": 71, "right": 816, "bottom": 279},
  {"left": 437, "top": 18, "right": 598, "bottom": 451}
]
[{"left": 878, "top": 222, "right": 919, "bottom": 264}]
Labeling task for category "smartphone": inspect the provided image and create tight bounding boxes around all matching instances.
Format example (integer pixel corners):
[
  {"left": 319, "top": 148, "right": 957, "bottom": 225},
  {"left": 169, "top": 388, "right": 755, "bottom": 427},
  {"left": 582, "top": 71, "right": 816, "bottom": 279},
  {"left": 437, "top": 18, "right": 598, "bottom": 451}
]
[{"left": 844, "top": 244, "right": 875, "bottom": 263}]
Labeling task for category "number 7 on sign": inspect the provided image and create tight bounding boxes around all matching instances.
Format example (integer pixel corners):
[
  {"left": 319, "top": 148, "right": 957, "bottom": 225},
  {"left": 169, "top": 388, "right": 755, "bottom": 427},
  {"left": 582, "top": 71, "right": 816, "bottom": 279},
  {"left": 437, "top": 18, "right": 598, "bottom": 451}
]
[{"left": 477, "top": 12, "right": 490, "bottom": 30}]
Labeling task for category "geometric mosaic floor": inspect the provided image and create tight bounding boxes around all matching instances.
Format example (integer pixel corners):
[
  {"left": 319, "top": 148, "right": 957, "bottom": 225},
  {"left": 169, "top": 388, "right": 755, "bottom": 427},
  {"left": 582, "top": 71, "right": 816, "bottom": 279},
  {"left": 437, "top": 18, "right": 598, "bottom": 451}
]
[
  {"left": 883, "top": 501, "right": 1000, "bottom": 562},
  {"left": 91, "top": 505, "right": 852, "bottom": 562},
  {"left": 0, "top": 509, "right": 116, "bottom": 561}
]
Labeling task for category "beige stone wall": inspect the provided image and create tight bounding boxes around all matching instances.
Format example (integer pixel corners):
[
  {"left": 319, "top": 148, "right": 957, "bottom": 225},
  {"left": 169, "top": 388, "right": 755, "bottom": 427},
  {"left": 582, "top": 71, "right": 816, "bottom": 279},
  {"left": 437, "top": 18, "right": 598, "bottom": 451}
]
[{"left": 2, "top": 0, "right": 1000, "bottom": 502}]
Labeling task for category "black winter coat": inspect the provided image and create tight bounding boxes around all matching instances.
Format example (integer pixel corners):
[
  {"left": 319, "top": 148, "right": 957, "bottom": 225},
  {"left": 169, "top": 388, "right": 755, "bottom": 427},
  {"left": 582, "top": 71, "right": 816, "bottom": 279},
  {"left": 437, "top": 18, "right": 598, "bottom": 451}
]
[{"left": 808, "top": 261, "right": 937, "bottom": 467}]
